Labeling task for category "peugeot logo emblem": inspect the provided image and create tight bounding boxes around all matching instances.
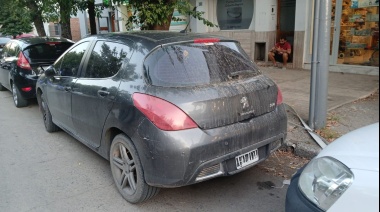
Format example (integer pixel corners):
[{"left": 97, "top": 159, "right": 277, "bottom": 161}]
[{"left": 241, "top": 97, "right": 249, "bottom": 109}]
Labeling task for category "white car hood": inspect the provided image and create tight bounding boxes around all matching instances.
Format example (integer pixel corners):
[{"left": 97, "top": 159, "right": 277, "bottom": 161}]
[{"left": 317, "top": 123, "right": 379, "bottom": 172}]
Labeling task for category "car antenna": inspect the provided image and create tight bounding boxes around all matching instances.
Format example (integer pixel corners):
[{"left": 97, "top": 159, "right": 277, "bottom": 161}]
[{"left": 180, "top": 6, "right": 197, "bottom": 33}]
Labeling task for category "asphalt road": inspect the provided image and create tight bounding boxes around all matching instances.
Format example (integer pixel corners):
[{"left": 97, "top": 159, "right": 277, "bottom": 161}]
[{"left": 0, "top": 91, "right": 289, "bottom": 212}]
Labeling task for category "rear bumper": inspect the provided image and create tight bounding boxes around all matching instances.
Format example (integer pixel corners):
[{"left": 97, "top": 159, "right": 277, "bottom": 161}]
[
  {"left": 132, "top": 104, "right": 288, "bottom": 188},
  {"left": 13, "top": 72, "right": 38, "bottom": 99}
]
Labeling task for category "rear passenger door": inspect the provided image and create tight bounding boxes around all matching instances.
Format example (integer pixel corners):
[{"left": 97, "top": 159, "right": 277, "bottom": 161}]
[{"left": 71, "top": 40, "right": 134, "bottom": 148}]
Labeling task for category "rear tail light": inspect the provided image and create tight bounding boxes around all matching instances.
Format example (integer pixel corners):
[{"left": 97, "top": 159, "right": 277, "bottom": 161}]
[
  {"left": 194, "top": 38, "right": 220, "bottom": 43},
  {"left": 21, "top": 87, "right": 32, "bottom": 92},
  {"left": 276, "top": 86, "right": 283, "bottom": 105},
  {"left": 46, "top": 42, "right": 60, "bottom": 45},
  {"left": 17, "top": 52, "right": 32, "bottom": 70},
  {"left": 133, "top": 93, "right": 198, "bottom": 131}
]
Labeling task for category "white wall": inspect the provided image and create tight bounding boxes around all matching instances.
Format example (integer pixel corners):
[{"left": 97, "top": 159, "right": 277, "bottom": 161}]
[
  {"left": 76, "top": 11, "right": 89, "bottom": 38},
  {"left": 254, "top": 0, "right": 277, "bottom": 32},
  {"left": 189, "top": 0, "right": 209, "bottom": 33},
  {"left": 295, "top": 0, "right": 308, "bottom": 31},
  {"left": 197, "top": 0, "right": 277, "bottom": 33}
]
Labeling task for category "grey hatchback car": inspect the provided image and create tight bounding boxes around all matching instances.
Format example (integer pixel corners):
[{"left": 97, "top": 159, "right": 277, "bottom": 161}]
[{"left": 36, "top": 31, "right": 287, "bottom": 203}]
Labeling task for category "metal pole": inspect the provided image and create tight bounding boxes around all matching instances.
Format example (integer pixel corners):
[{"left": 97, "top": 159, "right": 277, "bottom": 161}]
[
  {"left": 314, "top": 0, "right": 332, "bottom": 129},
  {"left": 309, "top": 0, "right": 321, "bottom": 129}
]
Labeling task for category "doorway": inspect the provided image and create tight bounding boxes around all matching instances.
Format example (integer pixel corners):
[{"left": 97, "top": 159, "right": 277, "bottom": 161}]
[{"left": 277, "top": 0, "right": 296, "bottom": 45}]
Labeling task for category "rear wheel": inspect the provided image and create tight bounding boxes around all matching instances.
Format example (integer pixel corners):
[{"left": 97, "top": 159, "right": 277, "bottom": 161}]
[
  {"left": 11, "top": 84, "right": 28, "bottom": 108},
  {"left": 39, "top": 94, "right": 60, "bottom": 132},
  {"left": 110, "top": 134, "right": 160, "bottom": 203}
]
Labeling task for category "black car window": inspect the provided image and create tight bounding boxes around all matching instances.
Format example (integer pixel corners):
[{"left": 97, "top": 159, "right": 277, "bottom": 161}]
[
  {"left": 144, "top": 41, "right": 260, "bottom": 87},
  {"left": 23, "top": 42, "right": 73, "bottom": 61},
  {"left": 57, "top": 42, "right": 89, "bottom": 77},
  {"left": 84, "top": 41, "right": 131, "bottom": 78}
]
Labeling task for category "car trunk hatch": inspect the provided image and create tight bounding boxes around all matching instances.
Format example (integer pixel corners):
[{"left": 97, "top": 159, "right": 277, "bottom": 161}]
[
  {"left": 144, "top": 41, "right": 280, "bottom": 130},
  {"left": 23, "top": 42, "right": 73, "bottom": 75}
]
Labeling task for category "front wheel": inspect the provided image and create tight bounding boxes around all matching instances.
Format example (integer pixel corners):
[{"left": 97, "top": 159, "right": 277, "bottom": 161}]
[
  {"left": 110, "top": 134, "right": 160, "bottom": 203},
  {"left": 38, "top": 93, "right": 60, "bottom": 132},
  {"left": 11, "top": 84, "right": 28, "bottom": 108}
]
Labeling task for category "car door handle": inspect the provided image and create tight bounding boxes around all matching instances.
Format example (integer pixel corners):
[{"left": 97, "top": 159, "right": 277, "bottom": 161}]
[
  {"left": 64, "top": 86, "right": 72, "bottom": 92},
  {"left": 98, "top": 90, "right": 110, "bottom": 97}
]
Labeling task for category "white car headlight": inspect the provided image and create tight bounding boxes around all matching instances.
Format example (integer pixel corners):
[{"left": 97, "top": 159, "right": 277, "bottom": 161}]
[{"left": 298, "top": 156, "right": 354, "bottom": 211}]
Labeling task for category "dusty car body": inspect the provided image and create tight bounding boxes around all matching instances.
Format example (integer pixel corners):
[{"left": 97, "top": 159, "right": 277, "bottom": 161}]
[{"left": 36, "top": 31, "right": 287, "bottom": 203}]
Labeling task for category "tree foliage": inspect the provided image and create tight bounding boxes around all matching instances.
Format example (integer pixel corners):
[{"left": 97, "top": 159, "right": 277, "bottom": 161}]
[
  {"left": 0, "top": 0, "right": 33, "bottom": 37},
  {"left": 0, "top": 0, "right": 217, "bottom": 39},
  {"left": 115, "top": 0, "right": 217, "bottom": 30}
]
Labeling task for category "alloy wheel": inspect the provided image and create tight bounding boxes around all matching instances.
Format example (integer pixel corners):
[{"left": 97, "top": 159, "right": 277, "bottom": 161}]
[
  {"left": 111, "top": 142, "right": 138, "bottom": 195},
  {"left": 12, "top": 85, "right": 18, "bottom": 105}
]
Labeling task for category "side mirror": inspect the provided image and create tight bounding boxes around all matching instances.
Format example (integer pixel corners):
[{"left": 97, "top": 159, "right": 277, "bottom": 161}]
[{"left": 44, "top": 66, "right": 56, "bottom": 78}]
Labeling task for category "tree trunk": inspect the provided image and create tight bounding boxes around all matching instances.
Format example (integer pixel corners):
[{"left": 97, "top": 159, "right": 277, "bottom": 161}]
[
  {"left": 33, "top": 18, "right": 46, "bottom": 37},
  {"left": 58, "top": 1, "right": 73, "bottom": 39},
  {"left": 61, "top": 21, "right": 72, "bottom": 40},
  {"left": 148, "top": 13, "right": 173, "bottom": 30},
  {"left": 25, "top": 1, "right": 46, "bottom": 36},
  {"left": 88, "top": 1, "right": 97, "bottom": 35}
]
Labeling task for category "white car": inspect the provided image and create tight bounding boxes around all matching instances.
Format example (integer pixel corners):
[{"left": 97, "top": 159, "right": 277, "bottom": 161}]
[{"left": 286, "top": 123, "right": 379, "bottom": 212}]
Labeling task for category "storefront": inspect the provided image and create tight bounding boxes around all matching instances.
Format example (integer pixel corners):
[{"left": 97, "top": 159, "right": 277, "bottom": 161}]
[{"left": 331, "top": 0, "right": 379, "bottom": 67}]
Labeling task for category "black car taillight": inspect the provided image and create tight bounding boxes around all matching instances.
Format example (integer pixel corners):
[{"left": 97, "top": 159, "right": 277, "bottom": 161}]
[
  {"left": 133, "top": 93, "right": 198, "bottom": 131},
  {"left": 17, "top": 52, "right": 32, "bottom": 71}
]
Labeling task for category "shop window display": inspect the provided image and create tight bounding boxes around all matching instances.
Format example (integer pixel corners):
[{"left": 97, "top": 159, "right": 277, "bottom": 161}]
[{"left": 334, "top": 0, "right": 379, "bottom": 66}]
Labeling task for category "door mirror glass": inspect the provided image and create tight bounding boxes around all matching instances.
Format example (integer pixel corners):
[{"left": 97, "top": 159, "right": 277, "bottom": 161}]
[{"left": 44, "top": 66, "right": 56, "bottom": 77}]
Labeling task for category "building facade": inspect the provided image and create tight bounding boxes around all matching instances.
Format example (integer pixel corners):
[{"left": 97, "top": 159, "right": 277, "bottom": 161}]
[{"left": 59, "top": 0, "right": 378, "bottom": 74}]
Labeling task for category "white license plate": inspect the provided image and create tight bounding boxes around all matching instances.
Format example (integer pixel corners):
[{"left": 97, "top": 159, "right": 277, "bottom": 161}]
[{"left": 235, "top": 149, "right": 259, "bottom": 169}]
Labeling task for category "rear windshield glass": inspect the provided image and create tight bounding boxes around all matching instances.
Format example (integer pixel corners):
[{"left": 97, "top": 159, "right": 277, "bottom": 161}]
[
  {"left": 23, "top": 42, "right": 73, "bottom": 61},
  {"left": 144, "top": 42, "right": 260, "bottom": 87}
]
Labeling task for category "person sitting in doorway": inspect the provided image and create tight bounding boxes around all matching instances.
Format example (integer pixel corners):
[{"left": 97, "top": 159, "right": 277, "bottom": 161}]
[{"left": 268, "top": 36, "right": 292, "bottom": 69}]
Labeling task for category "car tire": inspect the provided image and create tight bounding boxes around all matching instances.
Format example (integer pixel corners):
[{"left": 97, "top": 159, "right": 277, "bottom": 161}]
[
  {"left": 0, "top": 83, "right": 6, "bottom": 91},
  {"left": 110, "top": 134, "right": 160, "bottom": 203},
  {"left": 11, "top": 84, "right": 28, "bottom": 108},
  {"left": 39, "top": 94, "right": 60, "bottom": 132}
]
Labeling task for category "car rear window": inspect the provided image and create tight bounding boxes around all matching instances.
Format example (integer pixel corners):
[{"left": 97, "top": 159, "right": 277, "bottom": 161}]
[
  {"left": 23, "top": 42, "right": 73, "bottom": 61},
  {"left": 144, "top": 42, "right": 260, "bottom": 87}
]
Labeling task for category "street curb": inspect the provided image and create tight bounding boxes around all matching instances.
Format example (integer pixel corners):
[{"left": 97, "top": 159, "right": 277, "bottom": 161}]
[
  {"left": 283, "top": 88, "right": 379, "bottom": 159},
  {"left": 327, "top": 88, "right": 380, "bottom": 112},
  {"left": 282, "top": 104, "right": 322, "bottom": 159}
]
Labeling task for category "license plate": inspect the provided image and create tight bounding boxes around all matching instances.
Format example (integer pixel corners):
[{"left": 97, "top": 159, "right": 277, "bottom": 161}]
[{"left": 235, "top": 149, "right": 259, "bottom": 169}]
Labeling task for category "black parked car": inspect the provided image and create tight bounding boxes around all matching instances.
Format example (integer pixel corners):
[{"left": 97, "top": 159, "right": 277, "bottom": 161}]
[
  {"left": 36, "top": 31, "right": 287, "bottom": 203},
  {"left": 0, "top": 37, "right": 74, "bottom": 107}
]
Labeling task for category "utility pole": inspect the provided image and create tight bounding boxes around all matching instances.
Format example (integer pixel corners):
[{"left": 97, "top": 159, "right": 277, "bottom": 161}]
[{"left": 309, "top": 0, "right": 332, "bottom": 130}]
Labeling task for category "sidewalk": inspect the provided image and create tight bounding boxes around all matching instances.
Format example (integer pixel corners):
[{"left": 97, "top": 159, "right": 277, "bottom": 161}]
[{"left": 260, "top": 66, "right": 380, "bottom": 158}]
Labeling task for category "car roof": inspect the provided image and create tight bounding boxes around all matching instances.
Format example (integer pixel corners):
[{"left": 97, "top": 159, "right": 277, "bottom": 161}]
[
  {"left": 87, "top": 31, "right": 236, "bottom": 52},
  {"left": 0, "top": 37, "right": 11, "bottom": 44},
  {"left": 12, "top": 37, "right": 74, "bottom": 49}
]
